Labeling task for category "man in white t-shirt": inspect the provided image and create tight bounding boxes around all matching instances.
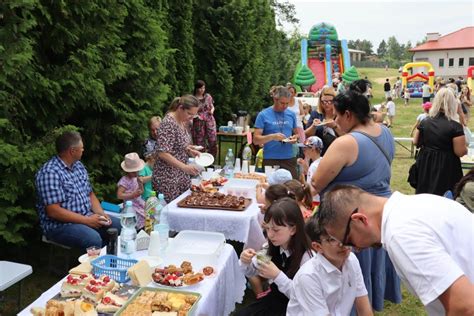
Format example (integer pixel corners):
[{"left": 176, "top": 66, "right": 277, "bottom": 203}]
[
  {"left": 318, "top": 185, "right": 474, "bottom": 316},
  {"left": 422, "top": 82, "right": 432, "bottom": 103},
  {"left": 286, "top": 215, "right": 372, "bottom": 316}
]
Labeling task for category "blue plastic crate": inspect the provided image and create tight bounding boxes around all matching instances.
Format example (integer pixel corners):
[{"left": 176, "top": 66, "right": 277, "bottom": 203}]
[
  {"left": 91, "top": 255, "right": 138, "bottom": 283},
  {"left": 100, "top": 201, "right": 121, "bottom": 213}
]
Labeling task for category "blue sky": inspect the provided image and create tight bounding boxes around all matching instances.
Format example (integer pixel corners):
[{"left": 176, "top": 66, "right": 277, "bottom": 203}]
[{"left": 285, "top": 0, "right": 473, "bottom": 48}]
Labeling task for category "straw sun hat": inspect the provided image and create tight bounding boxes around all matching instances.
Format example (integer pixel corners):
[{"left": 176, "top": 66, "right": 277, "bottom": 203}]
[{"left": 121, "top": 152, "right": 145, "bottom": 173}]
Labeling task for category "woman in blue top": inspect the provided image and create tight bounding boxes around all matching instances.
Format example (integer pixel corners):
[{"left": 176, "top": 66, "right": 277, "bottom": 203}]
[{"left": 311, "top": 82, "right": 402, "bottom": 312}]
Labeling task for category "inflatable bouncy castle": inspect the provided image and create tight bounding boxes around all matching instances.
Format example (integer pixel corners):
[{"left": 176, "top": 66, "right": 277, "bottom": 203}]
[
  {"left": 467, "top": 66, "right": 474, "bottom": 92},
  {"left": 401, "top": 62, "right": 435, "bottom": 98},
  {"left": 293, "top": 23, "right": 351, "bottom": 92}
]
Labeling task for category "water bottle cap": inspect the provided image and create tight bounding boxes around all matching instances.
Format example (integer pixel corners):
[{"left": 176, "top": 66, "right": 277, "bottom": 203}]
[
  {"left": 107, "top": 228, "right": 118, "bottom": 236},
  {"left": 125, "top": 201, "right": 133, "bottom": 206},
  {"left": 158, "top": 193, "right": 165, "bottom": 200}
]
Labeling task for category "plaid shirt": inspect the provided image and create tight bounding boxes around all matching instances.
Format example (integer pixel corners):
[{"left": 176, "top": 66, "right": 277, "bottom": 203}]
[{"left": 35, "top": 155, "right": 93, "bottom": 234}]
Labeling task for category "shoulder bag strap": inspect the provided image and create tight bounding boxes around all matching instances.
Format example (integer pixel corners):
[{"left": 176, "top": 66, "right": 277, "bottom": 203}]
[{"left": 351, "top": 130, "right": 391, "bottom": 166}]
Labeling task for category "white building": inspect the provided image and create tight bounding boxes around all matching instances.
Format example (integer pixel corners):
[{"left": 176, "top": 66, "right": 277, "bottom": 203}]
[
  {"left": 348, "top": 48, "right": 365, "bottom": 62},
  {"left": 410, "top": 27, "right": 474, "bottom": 79}
]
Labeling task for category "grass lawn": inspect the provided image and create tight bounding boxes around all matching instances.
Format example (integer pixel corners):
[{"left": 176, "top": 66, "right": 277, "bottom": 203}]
[{"left": 2, "top": 67, "right": 471, "bottom": 316}]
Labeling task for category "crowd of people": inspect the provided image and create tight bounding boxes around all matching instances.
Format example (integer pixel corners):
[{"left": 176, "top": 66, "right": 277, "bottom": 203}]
[{"left": 33, "top": 75, "right": 473, "bottom": 315}]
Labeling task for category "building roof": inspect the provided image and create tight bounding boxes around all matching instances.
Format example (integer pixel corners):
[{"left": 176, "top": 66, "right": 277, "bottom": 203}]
[
  {"left": 348, "top": 48, "right": 366, "bottom": 54},
  {"left": 410, "top": 26, "right": 474, "bottom": 52}
]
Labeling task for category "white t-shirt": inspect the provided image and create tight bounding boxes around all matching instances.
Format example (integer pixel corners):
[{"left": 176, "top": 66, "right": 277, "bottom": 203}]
[
  {"left": 382, "top": 192, "right": 474, "bottom": 316},
  {"left": 288, "top": 101, "right": 304, "bottom": 128},
  {"left": 416, "top": 113, "right": 428, "bottom": 122},
  {"left": 239, "top": 249, "right": 314, "bottom": 299},
  {"left": 386, "top": 101, "right": 396, "bottom": 116},
  {"left": 422, "top": 84, "right": 431, "bottom": 97},
  {"left": 306, "top": 157, "right": 321, "bottom": 203},
  {"left": 287, "top": 252, "right": 367, "bottom": 316}
]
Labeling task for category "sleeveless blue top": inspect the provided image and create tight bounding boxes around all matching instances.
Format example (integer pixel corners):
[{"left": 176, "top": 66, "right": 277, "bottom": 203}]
[{"left": 323, "top": 125, "right": 394, "bottom": 198}]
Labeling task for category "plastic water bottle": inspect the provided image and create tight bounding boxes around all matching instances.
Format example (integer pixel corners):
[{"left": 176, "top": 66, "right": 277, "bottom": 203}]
[
  {"left": 144, "top": 191, "right": 159, "bottom": 234},
  {"left": 120, "top": 201, "right": 137, "bottom": 255},
  {"left": 224, "top": 149, "right": 235, "bottom": 178},
  {"left": 155, "top": 193, "right": 167, "bottom": 224},
  {"left": 242, "top": 144, "right": 252, "bottom": 173}
]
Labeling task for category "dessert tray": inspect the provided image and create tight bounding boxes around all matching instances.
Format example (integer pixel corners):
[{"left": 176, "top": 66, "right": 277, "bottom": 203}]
[
  {"left": 177, "top": 191, "right": 251, "bottom": 211},
  {"left": 152, "top": 261, "right": 215, "bottom": 288},
  {"left": 115, "top": 287, "right": 201, "bottom": 316}
]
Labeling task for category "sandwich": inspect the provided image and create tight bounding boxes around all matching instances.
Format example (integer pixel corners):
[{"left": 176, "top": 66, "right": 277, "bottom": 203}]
[{"left": 96, "top": 292, "right": 127, "bottom": 313}]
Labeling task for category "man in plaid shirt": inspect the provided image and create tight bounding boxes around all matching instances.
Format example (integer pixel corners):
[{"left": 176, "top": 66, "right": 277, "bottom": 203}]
[{"left": 35, "top": 131, "right": 121, "bottom": 250}]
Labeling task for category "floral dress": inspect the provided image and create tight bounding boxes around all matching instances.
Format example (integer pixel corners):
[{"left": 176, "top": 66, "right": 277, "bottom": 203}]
[
  {"left": 153, "top": 113, "right": 192, "bottom": 203},
  {"left": 192, "top": 93, "right": 217, "bottom": 157},
  {"left": 117, "top": 176, "right": 145, "bottom": 229}
]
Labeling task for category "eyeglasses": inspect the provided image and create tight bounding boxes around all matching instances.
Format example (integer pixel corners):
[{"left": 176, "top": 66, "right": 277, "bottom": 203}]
[
  {"left": 328, "top": 208, "right": 358, "bottom": 247},
  {"left": 342, "top": 208, "right": 358, "bottom": 246},
  {"left": 321, "top": 100, "right": 334, "bottom": 105},
  {"left": 319, "top": 236, "right": 340, "bottom": 245}
]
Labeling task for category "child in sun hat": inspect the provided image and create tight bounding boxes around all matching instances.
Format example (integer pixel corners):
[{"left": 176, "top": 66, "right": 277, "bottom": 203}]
[
  {"left": 256, "top": 168, "right": 294, "bottom": 209},
  {"left": 297, "top": 136, "right": 323, "bottom": 208},
  {"left": 117, "top": 152, "right": 146, "bottom": 229}
]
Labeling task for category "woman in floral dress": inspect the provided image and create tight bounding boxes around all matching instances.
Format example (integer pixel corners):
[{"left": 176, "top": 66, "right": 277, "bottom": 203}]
[
  {"left": 153, "top": 95, "right": 201, "bottom": 203},
  {"left": 192, "top": 80, "right": 217, "bottom": 157}
]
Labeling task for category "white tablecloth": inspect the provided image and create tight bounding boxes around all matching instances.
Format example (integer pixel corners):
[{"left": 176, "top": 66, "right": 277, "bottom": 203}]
[
  {"left": 165, "top": 190, "right": 266, "bottom": 250},
  {"left": 18, "top": 243, "right": 246, "bottom": 316}
]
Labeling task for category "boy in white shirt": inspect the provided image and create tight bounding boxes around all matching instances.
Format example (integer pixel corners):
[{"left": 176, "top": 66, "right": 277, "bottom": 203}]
[
  {"left": 297, "top": 136, "right": 323, "bottom": 206},
  {"left": 287, "top": 215, "right": 372, "bottom": 316},
  {"left": 386, "top": 97, "right": 396, "bottom": 127}
]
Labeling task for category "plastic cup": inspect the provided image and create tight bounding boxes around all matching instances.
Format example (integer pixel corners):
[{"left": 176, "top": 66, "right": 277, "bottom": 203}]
[
  {"left": 148, "top": 231, "right": 161, "bottom": 256},
  {"left": 234, "top": 158, "right": 241, "bottom": 172},
  {"left": 264, "top": 166, "right": 273, "bottom": 177},
  {"left": 256, "top": 249, "right": 271, "bottom": 266},
  {"left": 86, "top": 246, "right": 101, "bottom": 257},
  {"left": 154, "top": 224, "right": 169, "bottom": 253},
  {"left": 249, "top": 165, "right": 256, "bottom": 173},
  {"left": 241, "top": 160, "right": 249, "bottom": 174}
]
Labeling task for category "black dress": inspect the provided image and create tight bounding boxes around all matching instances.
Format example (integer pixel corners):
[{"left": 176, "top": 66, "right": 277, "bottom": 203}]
[
  {"left": 415, "top": 113, "right": 464, "bottom": 195},
  {"left": 235, "top": 252, "right": 293, "bottom": 316}
]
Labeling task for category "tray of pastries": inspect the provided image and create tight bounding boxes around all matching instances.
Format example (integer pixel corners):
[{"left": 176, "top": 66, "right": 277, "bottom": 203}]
[
  {"left": 115, "top": 287, "right": 201, "bottom": 316},
  {"left": 30, "top": 274, "right": 139, "bottom": 316},
  {"left": 190, "top": 177, "right": 229, "bottom": 193},
  {"left": 233, "top": 172, "right": 267, "bottom": 183},
  {"left": 152, "top": 261, "right": 214, "bottom": 287},
  {"left": 177, "top": 191, "right": 251, "bottom": 211}
]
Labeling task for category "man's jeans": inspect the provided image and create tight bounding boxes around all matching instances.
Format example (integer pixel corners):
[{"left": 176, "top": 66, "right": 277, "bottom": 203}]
[{"left": 45, "top": 217, "right": 122, "bottom": 252}]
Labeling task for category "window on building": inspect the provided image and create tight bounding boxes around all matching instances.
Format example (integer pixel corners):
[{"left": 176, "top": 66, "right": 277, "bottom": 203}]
[
  {"left": 439, "top": 58, "right": 444, "bottom": 67},
  {"left": 469, "top": 57, "right": 474, "bottom": 66},
  {"left": 459, "top": 58, "right": 464, "bottom": 67},
  {"left": 448, "top": 58, "right": 454, "bottom": 67}
]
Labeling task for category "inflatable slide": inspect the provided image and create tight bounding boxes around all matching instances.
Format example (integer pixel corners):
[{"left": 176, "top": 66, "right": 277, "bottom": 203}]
[{"left": 294, "top": 22, "right": 351, "bottom": 92}]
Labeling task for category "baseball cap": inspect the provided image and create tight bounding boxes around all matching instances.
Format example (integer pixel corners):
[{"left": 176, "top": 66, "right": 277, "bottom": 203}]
[
  {"left": 297, "top": 136, "right": 324, "bottom": 150},
  {"left": 267, "top": 169, "right": 293, "bottom": 185}
]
